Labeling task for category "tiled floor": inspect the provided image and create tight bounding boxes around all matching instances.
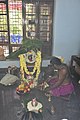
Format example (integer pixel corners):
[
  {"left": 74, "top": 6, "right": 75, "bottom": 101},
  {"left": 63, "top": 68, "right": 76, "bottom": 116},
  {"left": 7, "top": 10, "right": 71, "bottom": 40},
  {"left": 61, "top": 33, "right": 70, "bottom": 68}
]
[{"left": 0, "top": 75, "right": 80, "bottom": 120}]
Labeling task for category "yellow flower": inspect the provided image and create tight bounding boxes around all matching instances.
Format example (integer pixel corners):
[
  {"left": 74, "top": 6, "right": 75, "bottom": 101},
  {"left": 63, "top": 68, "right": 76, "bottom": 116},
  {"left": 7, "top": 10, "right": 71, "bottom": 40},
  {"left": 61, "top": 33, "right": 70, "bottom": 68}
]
[{"left": 19, "top": 50, "right": 41, "bottom": 83}]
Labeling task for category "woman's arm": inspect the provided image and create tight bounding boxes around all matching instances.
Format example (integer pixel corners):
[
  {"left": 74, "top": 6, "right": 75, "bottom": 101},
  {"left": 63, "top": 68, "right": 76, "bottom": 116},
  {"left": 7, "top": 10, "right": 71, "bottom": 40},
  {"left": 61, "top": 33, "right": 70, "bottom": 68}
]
[{"left": 50, "top": 68, "right": 67, "bottom": 89}]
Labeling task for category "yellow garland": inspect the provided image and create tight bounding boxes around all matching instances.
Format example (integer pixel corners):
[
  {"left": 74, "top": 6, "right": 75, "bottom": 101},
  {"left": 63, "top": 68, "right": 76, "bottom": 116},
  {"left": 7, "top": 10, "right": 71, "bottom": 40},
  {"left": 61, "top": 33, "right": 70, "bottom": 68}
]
[{"left": 18, "top": 50, "right": 41, "bottom": 82}]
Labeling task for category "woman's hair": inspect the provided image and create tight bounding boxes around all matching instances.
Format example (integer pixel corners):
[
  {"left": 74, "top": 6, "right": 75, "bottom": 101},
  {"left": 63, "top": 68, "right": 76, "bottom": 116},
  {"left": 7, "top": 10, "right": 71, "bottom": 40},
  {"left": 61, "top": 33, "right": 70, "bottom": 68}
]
[{"left": 50, "top": 57, "right": 62, "bottom": 66}]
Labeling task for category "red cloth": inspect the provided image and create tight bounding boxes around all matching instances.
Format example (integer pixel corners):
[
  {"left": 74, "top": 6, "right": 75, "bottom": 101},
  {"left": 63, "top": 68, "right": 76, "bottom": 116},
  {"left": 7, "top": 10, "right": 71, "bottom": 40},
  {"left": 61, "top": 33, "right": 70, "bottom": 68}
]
[{"left": 49, "top": 79, "right": 74, "bottom": 97}]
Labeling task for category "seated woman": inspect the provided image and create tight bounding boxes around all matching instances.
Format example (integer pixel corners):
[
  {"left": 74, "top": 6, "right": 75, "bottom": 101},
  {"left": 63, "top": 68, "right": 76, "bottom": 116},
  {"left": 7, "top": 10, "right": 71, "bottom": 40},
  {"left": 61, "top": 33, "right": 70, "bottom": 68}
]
[{"left": 44, "top": 57, "right": 74, "bottom": 97}]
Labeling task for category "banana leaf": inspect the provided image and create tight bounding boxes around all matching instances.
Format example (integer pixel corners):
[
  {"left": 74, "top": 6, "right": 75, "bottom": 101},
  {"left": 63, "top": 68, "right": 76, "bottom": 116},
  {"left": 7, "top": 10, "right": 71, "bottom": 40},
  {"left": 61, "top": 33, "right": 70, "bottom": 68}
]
[
  {"left": 6, "top": 38, "right": 43, "bottom": 59},
  {"left": 6, "top": 47, "right": 27, "bottom": 59}
]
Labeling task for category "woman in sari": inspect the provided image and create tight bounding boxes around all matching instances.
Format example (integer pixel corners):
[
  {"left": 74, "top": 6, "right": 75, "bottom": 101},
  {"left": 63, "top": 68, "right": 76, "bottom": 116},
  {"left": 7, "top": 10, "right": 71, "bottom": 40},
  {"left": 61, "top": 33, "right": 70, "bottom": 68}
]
[{"left": 44, "top": 57, "right": 74, "bottom": 97}]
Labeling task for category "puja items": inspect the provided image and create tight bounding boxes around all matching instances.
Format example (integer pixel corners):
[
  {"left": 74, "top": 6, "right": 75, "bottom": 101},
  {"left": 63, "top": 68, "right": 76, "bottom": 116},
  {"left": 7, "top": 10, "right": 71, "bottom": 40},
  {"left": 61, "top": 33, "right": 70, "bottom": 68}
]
[
  {"left": 16, "top": 81, "right": 33, "bottom": 94},
  {"left": 31, "top": 98, "right": 38, "bottom": 107},
  {"left": 7, "top": 65, "right": 19, "bottom": 77},
  {"left": 27, "top": 98, "right": 43, "bottom": 113}
]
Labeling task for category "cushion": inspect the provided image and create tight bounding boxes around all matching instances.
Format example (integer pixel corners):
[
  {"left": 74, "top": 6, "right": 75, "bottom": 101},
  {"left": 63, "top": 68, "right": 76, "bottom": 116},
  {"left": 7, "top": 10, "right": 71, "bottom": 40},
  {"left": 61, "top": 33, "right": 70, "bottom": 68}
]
[{"left": 0, "top": 73, "right": 19, "bottom": 86}]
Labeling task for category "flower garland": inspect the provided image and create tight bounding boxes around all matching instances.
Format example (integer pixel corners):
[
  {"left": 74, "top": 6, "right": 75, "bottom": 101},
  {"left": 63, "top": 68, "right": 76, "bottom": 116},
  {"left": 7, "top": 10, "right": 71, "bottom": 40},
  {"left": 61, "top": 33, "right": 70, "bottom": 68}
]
[{"left": 18, "top": 50, "right": 41, "bottom": 82}]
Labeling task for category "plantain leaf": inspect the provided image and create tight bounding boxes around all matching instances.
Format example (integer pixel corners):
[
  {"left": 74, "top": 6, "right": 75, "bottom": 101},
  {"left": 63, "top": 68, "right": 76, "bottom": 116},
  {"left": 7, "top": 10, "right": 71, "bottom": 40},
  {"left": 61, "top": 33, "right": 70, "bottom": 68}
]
[{"left": 6, "top": 38, "right": 43, "bottom": 59}]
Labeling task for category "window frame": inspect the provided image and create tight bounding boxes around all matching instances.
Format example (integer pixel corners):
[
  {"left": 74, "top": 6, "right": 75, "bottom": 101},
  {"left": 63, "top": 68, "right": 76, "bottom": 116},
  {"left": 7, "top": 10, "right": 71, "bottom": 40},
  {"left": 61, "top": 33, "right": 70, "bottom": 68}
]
[{"left": 0, "top": 0, "right": 54, "bottom": 58}]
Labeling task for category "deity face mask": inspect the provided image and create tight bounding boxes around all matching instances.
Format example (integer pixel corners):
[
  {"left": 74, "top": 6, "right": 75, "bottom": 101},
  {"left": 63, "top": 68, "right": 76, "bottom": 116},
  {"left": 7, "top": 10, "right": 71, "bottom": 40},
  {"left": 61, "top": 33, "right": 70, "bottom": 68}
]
[{"left": 25, "top": 50, "right": 36, "bottom": 64}]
